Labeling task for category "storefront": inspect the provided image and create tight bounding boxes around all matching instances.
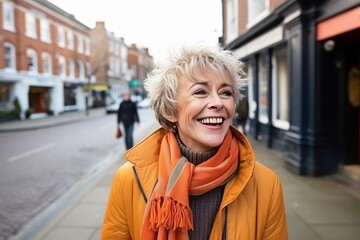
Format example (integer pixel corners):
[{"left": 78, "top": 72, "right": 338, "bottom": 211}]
[{"left": 224, "top": 1, "right": 360, "bottom": 176}]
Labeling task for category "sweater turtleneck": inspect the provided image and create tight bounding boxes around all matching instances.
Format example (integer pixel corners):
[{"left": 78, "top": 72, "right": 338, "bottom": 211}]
[{"left": 175, "top": 132, "right": 225, "bottom": 240}]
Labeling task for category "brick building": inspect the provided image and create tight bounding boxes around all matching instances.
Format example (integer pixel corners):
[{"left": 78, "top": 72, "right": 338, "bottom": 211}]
[{"left": 0, "top": 0, "right": 91, "bottom": 118}]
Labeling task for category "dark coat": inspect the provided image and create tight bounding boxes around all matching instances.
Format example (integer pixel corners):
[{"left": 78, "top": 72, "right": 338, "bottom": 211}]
[
  {"left": 236, "top": 96, "right": 249, "bottom": 120},
  {"left": 117, "top": 100, "right": 139, "bottom": 125}
]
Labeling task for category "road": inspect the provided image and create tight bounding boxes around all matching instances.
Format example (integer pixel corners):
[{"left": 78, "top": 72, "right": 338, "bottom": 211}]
[{"left": 0, "top": 108, "right": 157, "bottom": 240}]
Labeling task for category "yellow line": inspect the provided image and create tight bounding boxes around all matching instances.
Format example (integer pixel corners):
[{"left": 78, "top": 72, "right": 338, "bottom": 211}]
[{"left": 7, "top": 143, "right": 56, "bottom": 163}]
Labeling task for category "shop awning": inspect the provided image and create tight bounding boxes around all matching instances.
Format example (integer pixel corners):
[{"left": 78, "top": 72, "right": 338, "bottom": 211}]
[{"left": 84, "top": 83, "right": 108, "bottom": 91}]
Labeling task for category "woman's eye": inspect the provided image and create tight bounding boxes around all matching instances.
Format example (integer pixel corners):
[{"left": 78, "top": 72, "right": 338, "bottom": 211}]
[
  {"left": 220, "top": 90, "right": 233, "bottom": 97},
  {"left": 193, "top": 90, "right": 207, "bottom": 96}
]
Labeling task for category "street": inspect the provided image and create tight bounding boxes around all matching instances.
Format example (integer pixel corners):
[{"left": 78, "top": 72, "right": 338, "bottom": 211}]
[{"left": 0, "top": 108, "right": 156, "bottom": 240}]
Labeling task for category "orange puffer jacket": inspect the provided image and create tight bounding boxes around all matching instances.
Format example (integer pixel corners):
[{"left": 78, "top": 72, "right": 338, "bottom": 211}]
[{"left": 101, "top": 127, "right": 288, "bottom": 240}]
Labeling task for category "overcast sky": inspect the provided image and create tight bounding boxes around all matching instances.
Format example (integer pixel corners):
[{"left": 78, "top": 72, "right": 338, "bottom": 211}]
[{"left": 48, "top": 0, "right": 223, "bottom": 64}]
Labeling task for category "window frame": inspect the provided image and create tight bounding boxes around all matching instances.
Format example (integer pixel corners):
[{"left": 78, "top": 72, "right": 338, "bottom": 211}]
[
  {"left": 271, "top": 46, "right": 290, "bottom": 130},
  {"left": 247, "top": 0, "right": 270, "bottom": 28},
  {"left": 26, "top": 48, "right": 38, "bottom": 73},
  {"left": 4, "top": 42, "right": 16, "bottom": 70},
  {"left": 40, "top": 18, "right": 51, "bottom": 43},
  {"left": 2, "top": 0, "right": 15, "bottom": 32},
  {"left": 258, "top": 53, "right": 269, "bottom": 124},
  {"left": 42, "top": 52, "right": 52, "bottom": 75},
  {"left": 57, "top": 26, "right": 66, "bottom": 48},
  {"left": 58, "top": 55, "right": 66, "bottom": 77},
  {"left": 25, "top": 12, "right": 37, "bottom": 39}
]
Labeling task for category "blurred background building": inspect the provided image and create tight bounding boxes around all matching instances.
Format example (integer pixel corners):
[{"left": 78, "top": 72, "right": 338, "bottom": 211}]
[
  {"left": 221, "top": 0, "right": 360, "bottom": 180},
  {"left": 0, "top": 0, "right": 154, "bottom": 120}
]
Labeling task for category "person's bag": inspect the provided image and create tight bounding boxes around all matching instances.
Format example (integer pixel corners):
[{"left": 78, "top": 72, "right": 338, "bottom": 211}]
[{"left": 115, "top": 127, "right": 122, "bottom": 139}]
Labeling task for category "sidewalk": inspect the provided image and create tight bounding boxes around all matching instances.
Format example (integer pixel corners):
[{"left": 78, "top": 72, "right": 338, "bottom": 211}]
[
  {"left": 0, "top": 108, "right": 106, "bottom": 133},
  {"left": 3, "top": 112, "right": 360, "bottom": 240}
]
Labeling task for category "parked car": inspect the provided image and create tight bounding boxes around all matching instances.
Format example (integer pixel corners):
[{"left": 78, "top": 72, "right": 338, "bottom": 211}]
[
  {"left": 105, "top": 98, "right": 122, "bottom": 114},
  {"left": 137, "top": 97, "right": 150, "bottom": 108}
]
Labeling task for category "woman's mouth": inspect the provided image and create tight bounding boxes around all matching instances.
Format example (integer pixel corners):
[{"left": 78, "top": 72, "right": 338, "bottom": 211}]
[{"left": 198, "top": 117, "right": 224, "bottom": 126}]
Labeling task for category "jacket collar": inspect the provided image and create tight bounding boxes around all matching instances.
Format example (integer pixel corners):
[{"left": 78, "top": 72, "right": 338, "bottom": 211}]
[{"left": 124, "top": 126, "right": 256, "bottom": 201}]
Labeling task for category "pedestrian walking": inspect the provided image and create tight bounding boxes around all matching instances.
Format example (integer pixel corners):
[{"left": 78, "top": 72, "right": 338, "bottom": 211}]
[
  {"left": 117, "top": 91, "right": 139, "bottom": 149},
  {"left": 102, "top": 44, "right": 288, "bottom": 240}
]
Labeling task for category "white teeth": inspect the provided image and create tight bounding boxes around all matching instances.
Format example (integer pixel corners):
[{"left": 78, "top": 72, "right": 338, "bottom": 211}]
[{"left": 200, "top": 118, "right": 223, "bottom": 124}]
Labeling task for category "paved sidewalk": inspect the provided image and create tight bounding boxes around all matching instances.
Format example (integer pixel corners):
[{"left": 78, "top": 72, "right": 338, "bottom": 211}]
[
  {"left": 2, "top": 112, "right": 360, "bottom": 240},
  {"left": 0, "top": 109, "right": 106, "bottom": 132}
]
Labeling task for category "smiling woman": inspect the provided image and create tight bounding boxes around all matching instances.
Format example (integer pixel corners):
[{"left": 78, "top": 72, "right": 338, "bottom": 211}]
[{"left": 101, "top": 44, "right": 288, "bottom": 240}]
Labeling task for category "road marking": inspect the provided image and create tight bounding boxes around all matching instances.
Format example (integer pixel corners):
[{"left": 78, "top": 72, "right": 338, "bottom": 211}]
[{"left": 7, "top": 143, "right": 56, "bottom": 163}]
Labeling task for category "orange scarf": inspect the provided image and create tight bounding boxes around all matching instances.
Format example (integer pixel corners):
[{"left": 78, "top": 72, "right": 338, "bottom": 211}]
[{"left": 140, "top": 130, "right": 239, "bottom": 240}]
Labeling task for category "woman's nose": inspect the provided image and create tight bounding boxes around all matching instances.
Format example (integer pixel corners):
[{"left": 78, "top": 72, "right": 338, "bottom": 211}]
[{"left": 208, "top": 94, "right": 224, "bottom": 109}]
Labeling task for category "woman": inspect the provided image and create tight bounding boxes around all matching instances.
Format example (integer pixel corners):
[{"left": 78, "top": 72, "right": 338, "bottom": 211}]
[
  {"left": 101, "top": 44, "right": 288, "bottom": 240},
  {"left": 117, "top": 91, "right": 139, "bottom": 149}
]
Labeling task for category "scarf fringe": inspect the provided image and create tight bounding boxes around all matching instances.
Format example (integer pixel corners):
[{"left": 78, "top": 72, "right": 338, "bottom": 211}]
[{"left": 149, "top": 197, "right": 193, "bottom": 232}]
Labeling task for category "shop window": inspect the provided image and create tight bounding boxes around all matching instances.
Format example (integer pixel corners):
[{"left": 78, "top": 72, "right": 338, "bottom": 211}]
[
  {"left": 64, "top": 86, "right": 76, "bottom": 106},
  {"left": 258, "top": 54, "right": 269, "bottom": 123},
  {"left": 26, "top": 48, "right": 38, "bottom": 73},
  {"left": 247, "top": 64, "right": 256, "bottom": 119},
  {"left": 4, "top": 43, "right": 15, "bottom": 70},
  {"left": 40, "top": 18, "right": 51, "bottom": 43},
  {"left": 3, "top": 0, "right": 15, "bottom": 32},
  {"left": 272, "top": 46, "right": 290, "bottom": 129},
  {"left": 0, "top": 84, "right": 10, "bottom": 107},
  {"left": 42, "top": 52, "right": 52, "bottom": 75},
  {"left": 25, "top": 12, "right": 37, "bottom": 39}
]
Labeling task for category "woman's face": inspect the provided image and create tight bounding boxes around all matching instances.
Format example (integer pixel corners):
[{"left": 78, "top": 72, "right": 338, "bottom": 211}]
[{"left": 168, "top": 70, "right": 236, "bottom": 152}]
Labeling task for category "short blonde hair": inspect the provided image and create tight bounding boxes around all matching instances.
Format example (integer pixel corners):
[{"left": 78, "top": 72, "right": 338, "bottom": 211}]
[{"left": 144, "top": 44, "right": 247, "bottom": 131}]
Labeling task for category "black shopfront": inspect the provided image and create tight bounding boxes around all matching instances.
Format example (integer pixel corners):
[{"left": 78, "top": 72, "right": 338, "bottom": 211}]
[{"left": 224, "top": 0, "right": 360, "bottom": 176}]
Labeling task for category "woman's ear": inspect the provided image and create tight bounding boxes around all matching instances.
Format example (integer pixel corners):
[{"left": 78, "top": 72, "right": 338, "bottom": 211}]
[{"left": 165, "top": 113, "right": 177, "bottom": 123}]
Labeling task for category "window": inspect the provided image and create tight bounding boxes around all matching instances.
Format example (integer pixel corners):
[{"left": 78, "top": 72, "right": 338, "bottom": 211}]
[
  {"left": 84, "top": 37, "right": 90, "bottom": 55},
  {"left": 86, "top": 62, "right": 91, "bottom": 78},
  {"left": 67, "top": 30, "right": 74, "bottom": 50},
  {"left": 247, "top": 0, "right": 269, "bottom": 26},
  {"left": 26, "top": 48, "right": 38, "bottom": 73},
  {"left": 3, "top": 0, "right": 15, "bottom": 32},
  {"left": 4, "top": 43, "right": 16, "bottom": 70},
  {"left": 58, "top": 55, "right": 66, "bottom": 77},
  {"left": 247, "top": 64, "right": 256, "bottom": 119},
  {"left": 25, "top": 12, "right": 37, "bottom": 39},
  {"left": 258, "top": 54, "right": 268, "bottom": 123},
  {"left": 78, "top": 61, "right": 85, "bottom": 79},
  {"left": 272, "top": 46, "right": 290, "bottom": 129},
  {"left": 68, "top": 59, "right": 75, "bottom": 78},
  {"left": 226, "top": 0, "right": 238, "bottom": 42},
  {"left": 108, "top": 55, "right": 114, "bottom": 75},
  {"left": 57, "top": 26, "right": 65, "bottom": 48},
  {"left": 109, "top": 41, "right": 113, "bottom": 53},
  {"left": 40, "top": 18, "right": 51, "bottom": 43},
  {"left": 0, "top": 83, "right": 10, "bottom": 106},
  {"left": 115, "top": 57, "right": 120, "bottom": 75},
  {"left": 77, "top": 34, "right": 84, "bottom": 54},
  {"left": 42, "top": 52, "right": 52, "bottom": 75}
]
